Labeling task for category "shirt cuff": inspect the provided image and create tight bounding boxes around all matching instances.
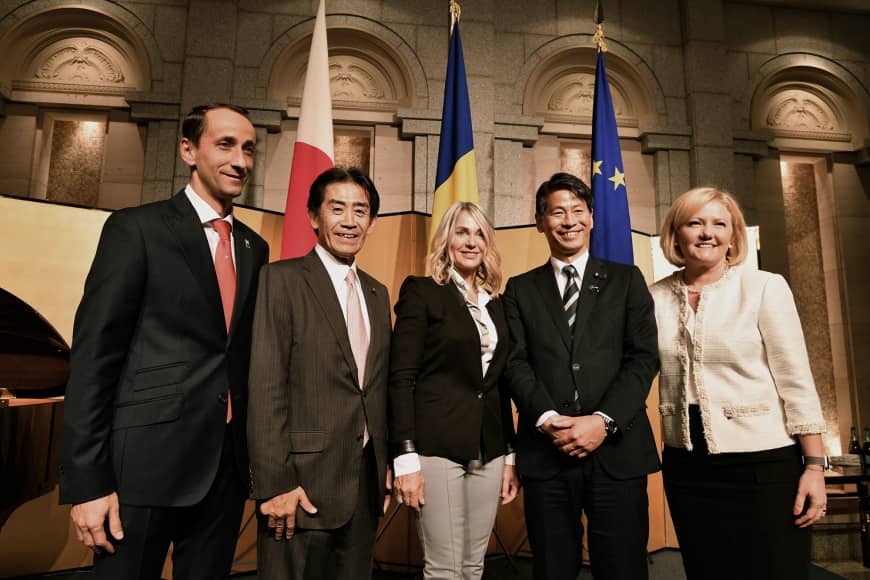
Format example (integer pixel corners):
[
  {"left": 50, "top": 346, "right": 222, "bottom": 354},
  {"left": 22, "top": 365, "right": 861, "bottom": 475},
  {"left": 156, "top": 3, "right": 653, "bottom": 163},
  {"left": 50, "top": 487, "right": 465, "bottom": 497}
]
[
  {"left": 593, "top": 411, "right": 617, "bottom": 432},
  {"left": 393, "top": 452, "right": 421, "bottom": 477},
  {"left": 504, "top": 453, "right": 516, "bottom": 466},
  {"left": 536, "top": 410, "right": 558, "bottom": 430}
]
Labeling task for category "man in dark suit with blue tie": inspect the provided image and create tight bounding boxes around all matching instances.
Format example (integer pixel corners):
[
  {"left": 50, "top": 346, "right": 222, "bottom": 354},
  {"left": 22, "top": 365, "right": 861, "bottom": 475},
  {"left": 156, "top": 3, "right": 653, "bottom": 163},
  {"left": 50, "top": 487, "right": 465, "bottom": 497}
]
[
  {"left": 503, "top": 172, "right": 660, "bottom": 580},
  {"left": 59, "top": 104, "right": 269, "bottom": 579}
]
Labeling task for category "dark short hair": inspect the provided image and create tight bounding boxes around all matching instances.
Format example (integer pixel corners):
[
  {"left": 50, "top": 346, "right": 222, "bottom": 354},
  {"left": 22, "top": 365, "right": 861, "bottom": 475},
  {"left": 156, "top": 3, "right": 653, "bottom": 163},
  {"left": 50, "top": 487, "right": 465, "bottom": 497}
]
[
  {"left": 182, "top": 103, "right": 251, "bottom": 146},
  {"left": 308, "top": 167, "right": 381, "bottom": 217},
  {"left": 535, "top": 172, "right": 594, "bottom": 217}
]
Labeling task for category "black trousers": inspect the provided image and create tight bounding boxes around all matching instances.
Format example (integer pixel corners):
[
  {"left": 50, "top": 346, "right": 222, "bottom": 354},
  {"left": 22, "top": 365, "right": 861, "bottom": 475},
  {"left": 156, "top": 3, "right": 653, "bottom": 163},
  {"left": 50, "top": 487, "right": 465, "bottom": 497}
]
[
  {"left": 256, "top": 441, "right": 381, "bottom": 580},
  {"left": 93, "top": 425, "right": 247, "bottom": 580},
  {"left": 522, "top": 455, "right": 649, "bottom": 580},
  {"left": 662, "top": 405, "right": 811, "bottom": 580}
]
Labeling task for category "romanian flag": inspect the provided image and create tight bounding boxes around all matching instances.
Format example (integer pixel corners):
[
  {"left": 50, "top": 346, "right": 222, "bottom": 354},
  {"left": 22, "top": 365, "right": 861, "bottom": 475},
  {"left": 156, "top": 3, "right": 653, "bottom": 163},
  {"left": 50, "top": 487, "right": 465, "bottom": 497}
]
[
  {"left": 590, "top": 49, "right": 633, "bottom": 265},
  {"left": 281, "top": 0, "right": 334, "bottom": 259},
  {"left": 430, "top": 17, "right": 478, "bottom": 241}
]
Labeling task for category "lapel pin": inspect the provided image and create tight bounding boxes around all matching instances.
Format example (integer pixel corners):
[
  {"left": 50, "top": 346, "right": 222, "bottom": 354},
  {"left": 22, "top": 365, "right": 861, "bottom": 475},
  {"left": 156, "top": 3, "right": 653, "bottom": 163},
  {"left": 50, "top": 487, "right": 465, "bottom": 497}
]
[
  {"left": 244, "top": 238, "right": 251, "bottom": 249},
  {"left": 588, "top": 284, "right": 601, "bottom": 294}
]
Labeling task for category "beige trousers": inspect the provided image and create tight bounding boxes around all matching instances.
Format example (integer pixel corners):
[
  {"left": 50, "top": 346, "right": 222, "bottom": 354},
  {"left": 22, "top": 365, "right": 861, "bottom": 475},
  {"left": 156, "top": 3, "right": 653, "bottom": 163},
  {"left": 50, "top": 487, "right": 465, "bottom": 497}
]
[{"left": 416, "top": 454, "right": 505, "bottom": 580}]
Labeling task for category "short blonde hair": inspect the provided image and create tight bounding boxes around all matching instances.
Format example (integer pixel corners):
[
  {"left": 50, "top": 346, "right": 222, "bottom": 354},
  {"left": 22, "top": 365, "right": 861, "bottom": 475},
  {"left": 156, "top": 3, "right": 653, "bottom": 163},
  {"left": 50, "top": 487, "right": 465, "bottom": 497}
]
[
  {"left": 660, "top": 187, "right": 749, "bottom": 268},
  {"left": 428, "top": 202, "right": 502, "bottom": 293}
]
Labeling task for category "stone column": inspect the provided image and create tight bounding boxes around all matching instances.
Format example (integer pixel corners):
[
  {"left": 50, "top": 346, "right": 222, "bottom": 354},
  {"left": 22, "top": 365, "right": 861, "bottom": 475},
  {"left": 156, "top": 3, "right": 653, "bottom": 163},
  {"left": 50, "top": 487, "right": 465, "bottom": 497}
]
[
  {"left": 641, "top": 127, "right": 692, "bottom": 228},
  {"left": 831, "top": 146, "right": 870, "bottom": 441},
  {"left": 397, "top": 108, "right": 443, "bottom": 213},
  {"left": 128, "top": 94, "right": 181, "bottom": 204},
  {"left": 680, "top": 0, "right": 735, "bottom": 190},
  {"left": 237, "top": 101, "right": 283, "bottom": 209},
  {"left": 493, "top": 114, "right": 543, "bottom": 227}
]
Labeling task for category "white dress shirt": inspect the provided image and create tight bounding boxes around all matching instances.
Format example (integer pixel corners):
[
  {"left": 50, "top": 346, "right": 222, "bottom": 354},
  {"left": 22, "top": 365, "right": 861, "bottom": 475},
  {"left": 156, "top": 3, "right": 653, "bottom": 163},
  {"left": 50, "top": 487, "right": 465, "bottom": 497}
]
[{"left": 314, "top": 244, "right": 371, "bottom": 338}]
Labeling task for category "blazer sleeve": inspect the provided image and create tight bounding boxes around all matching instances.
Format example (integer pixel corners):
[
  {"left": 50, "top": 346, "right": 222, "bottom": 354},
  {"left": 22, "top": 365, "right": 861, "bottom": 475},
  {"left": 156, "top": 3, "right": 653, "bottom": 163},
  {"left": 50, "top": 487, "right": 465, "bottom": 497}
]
[
  {"left": 758, "top": 274, "right": 826, "bottom": 435},
  {"left": 247, "top": 264, "right": 299, "bottom": 500},
  {"left": 502, "top": 276, "right": 559, "bottom": 421},
  {"left": 59, "top": 212, "right": 147, "bottom": 504},
  {"left": 595, "top": 266, "right": 660, "bottom": 428},
  {"left": 387, "top": 277, "right": 429, "bottom": 456}
]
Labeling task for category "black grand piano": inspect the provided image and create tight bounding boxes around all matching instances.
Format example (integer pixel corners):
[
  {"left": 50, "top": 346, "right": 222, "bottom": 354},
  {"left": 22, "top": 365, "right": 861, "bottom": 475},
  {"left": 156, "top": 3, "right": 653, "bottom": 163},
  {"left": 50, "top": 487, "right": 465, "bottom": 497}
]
[{"left": 0, "top": 287, "right": 70, "bottom": 530}]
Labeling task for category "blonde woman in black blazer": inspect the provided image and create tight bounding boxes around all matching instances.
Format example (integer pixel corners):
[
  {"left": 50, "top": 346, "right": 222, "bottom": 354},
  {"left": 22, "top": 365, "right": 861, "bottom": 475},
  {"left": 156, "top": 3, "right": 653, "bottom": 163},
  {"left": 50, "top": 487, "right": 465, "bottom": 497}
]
[{"left": 389, "top": 201, "right": 519, "bottom": 580}]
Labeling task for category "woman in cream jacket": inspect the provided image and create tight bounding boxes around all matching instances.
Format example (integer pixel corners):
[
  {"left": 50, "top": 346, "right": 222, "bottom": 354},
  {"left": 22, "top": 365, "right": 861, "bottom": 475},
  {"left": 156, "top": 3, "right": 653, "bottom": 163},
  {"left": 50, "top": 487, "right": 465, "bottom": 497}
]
[{"left": 650, "top": 187, "right": 827, "bottom": 580}]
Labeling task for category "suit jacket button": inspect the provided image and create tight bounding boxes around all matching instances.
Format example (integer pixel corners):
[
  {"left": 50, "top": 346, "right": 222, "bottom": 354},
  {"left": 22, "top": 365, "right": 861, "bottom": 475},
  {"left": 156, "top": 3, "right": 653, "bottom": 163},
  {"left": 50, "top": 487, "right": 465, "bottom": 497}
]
[
  {"left": 218, "top": 393, "right": 228, "bottom": 404},
  {"left": 477, "top": 392, "right": 483, "bottom": 399},
  {"left": 571, "top": 363, "right": 581, "bottom": 372},
  {"left": 560, "top": 402, "right": 571, "bottom": 409}
]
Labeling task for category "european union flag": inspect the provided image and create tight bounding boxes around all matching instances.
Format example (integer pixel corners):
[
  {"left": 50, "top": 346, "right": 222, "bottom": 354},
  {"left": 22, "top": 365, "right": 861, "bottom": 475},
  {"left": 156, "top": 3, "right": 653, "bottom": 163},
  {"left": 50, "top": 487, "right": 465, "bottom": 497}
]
[{"left": 590, "top": 50, "right": 633, "bottom": 265}]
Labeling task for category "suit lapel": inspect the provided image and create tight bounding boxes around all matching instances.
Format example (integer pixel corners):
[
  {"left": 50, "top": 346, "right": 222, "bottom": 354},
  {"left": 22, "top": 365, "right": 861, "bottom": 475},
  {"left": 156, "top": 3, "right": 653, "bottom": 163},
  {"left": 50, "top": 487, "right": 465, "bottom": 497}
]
[
  {"left": 572, "top": 258, "right": 607, "bottom": 347},
  {"left": 483, "top": 297, "right": 507, "bottom": 383},
  {"left": 162, "top": 192, "right": 224, "bottom": 333},
  {"left": 228, "top": 220, "right": 255, "bottom": 341},
  {"left": 448, "top": 282, "right": 485, "bottom": 383},
  {"left": 303, "top": 252, "right": 360, "bottom": 389},
  {"left": 358, "top": 268, "right": 386, "bottom": 391},
  {"left": 532, "top": 263, "right": 571, "bottom": 351}
]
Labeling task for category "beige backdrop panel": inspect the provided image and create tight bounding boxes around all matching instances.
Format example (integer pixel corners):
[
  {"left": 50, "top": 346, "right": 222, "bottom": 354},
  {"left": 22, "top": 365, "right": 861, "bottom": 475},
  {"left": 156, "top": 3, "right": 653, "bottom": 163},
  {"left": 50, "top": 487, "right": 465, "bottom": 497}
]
[{"left": 0, "top": 197, "right": 669, "bottom": 577}]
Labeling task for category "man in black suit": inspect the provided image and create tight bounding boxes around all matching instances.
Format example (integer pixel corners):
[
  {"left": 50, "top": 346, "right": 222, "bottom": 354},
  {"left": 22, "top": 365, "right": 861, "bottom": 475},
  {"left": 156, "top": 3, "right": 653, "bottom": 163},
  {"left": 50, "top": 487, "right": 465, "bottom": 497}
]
[
  {"left": 59, "top": 103, "right": 269, "bottom": 579},
  {"left": 503, "top": 172, "right": 660, "bottom": 580}
]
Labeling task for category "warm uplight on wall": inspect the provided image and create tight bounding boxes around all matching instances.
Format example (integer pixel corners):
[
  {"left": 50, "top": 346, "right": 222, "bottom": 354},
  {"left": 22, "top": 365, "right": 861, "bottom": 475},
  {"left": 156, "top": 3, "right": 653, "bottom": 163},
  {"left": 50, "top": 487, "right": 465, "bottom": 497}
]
[
  {"left": 825, "top": 432, "right": 842, "bottom": 457},
  {"left": 779, "top": 161, "right": 790, "bottom": 177},
  {"left": 77, "top": 121, "right": 104, "bottom": 141}
]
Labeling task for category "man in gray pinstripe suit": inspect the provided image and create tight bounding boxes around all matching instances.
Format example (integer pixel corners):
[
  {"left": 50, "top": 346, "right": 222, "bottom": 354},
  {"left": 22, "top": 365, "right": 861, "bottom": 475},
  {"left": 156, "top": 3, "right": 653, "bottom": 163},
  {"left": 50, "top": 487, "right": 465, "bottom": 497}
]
[{"left": 247, "top": 167, "right": 391, "bottom": 580}]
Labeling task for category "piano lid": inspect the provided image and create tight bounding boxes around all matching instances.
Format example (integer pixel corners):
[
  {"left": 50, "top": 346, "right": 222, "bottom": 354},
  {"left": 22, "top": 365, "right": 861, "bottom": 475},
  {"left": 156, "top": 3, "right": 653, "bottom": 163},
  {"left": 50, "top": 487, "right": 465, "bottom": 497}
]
[{"left": 0, "top": 288, "right": 70, "bottom": 393}]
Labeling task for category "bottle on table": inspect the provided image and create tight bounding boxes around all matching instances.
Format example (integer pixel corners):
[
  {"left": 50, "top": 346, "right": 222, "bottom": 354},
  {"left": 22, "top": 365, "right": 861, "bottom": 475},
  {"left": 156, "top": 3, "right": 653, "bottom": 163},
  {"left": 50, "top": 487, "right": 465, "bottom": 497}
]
[{"left": 849, "top": 426, "right": 861, "bottom": 455}]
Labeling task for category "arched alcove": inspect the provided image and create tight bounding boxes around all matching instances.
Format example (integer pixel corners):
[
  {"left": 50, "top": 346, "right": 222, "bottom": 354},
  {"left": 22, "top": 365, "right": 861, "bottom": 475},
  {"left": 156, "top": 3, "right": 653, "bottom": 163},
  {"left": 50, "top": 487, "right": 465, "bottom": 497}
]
[
  {"left": 265, "top": 16, "right": 426, "bottom": 113},
  {"left": 515, "top": 36, "right": 665, "bottom": 129},
  {"left": 749, "top": 54, "right": 869, "bottom": 150},
  {"left": 0, "top": 2, "right": 159, "bottom": 102}
]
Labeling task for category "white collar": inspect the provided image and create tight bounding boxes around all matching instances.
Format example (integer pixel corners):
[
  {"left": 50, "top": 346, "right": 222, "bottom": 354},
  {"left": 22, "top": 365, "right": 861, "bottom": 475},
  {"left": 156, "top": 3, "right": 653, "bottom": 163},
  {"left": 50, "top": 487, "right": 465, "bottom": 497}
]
[{"left": 184, "top": 184, "right": 234, "bottom": 227}]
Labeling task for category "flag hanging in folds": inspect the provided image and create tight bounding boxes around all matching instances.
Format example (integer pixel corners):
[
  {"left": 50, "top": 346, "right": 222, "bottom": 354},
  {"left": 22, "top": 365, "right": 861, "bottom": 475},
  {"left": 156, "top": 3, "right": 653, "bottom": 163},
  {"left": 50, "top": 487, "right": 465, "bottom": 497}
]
[
  {"left": 430, "top": 17, "right": 478, "bottom": 241},
  {"left": 590, "top": 50, "right": 633, "bottom": 265},
  {"left": 281, "top": 0, "right": 334, "bottom": 259}
]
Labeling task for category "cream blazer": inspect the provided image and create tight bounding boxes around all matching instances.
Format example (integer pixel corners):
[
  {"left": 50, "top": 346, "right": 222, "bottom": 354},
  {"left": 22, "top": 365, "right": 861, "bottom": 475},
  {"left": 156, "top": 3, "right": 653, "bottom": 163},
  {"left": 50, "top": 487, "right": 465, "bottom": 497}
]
[{"left": 650, "top": 265, "right": 825, "bottom": 454}]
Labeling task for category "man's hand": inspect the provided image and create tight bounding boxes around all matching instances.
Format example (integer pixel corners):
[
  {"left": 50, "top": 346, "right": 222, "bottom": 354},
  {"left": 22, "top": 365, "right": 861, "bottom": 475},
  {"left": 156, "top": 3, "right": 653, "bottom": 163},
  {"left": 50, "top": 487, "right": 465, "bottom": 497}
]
[
  {"left": 394, "top": 470, "right": 425, "bottom": 512},
  {"left": 259, "top": 486, "right": 318, "bottom": 540},
  {"left": 550, "top": 415, "right": 607, "bottom": 458},
  {"left": 500, "top": 464, "right": 520, "bottom": 505},
  {"left": 70, "top": 492, "right": 124, "bottom": 554}
]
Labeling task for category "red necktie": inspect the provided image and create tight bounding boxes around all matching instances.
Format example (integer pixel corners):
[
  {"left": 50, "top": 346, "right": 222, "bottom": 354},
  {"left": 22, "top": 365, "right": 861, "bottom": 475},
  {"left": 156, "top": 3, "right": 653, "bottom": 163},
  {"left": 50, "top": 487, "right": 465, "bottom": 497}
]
[{"left": 212, "top": 219, "right": 235, "bottom": 423}]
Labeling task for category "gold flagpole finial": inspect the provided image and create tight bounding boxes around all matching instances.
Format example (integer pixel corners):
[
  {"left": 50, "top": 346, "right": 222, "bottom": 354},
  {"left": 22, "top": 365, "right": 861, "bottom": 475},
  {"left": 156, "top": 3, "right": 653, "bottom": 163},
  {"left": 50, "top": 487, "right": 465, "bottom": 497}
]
[
  {"left": 593, "top": 23, "right": 608, "bottom": 52},
  {"left": 449, "top": 0, "right": 461, "bottom": 30},
  {"left": 592, "top": 0, "right": 607, "bottom": 52}
]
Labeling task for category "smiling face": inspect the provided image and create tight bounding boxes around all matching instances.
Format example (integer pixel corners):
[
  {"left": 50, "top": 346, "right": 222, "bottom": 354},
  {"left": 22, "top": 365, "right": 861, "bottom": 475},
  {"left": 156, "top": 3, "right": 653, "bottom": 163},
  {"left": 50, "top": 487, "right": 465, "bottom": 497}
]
[
  {"left": 448, "top": 210, "right": 486, "bottom": 282},
  {"left": 180, "top": 107, "right": 256, "bottom": 215},
  {"left": 675, "top": 200, "right": 734, "bottom": 270},
  {"left": 536, "top": 189, "right": 593, "bottom": 262},
  {"left": 309, "top": 180, "right": 376, "bottom": 264}
]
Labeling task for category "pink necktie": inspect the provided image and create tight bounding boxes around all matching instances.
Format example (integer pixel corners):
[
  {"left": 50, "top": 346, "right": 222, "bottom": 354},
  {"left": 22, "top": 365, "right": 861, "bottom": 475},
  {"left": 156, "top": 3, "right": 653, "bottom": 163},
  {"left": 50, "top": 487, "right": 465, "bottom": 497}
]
[
  {"left": 345, "top": 269, "right": 369, "bottom": 445},
  {"left": 212, "top": 219, "right": 235, "bottom": 423}
]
